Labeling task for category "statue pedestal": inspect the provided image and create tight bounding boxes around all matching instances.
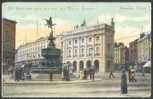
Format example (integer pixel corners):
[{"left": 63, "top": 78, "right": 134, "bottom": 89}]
[{"left": 41, "top": 47, "right": 62, "bottom": 73}]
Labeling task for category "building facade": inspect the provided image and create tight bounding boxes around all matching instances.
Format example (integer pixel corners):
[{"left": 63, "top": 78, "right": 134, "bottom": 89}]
[
  {"left": 15, "top": 19, "right": 115, "bottom": 73},
  {"left": 62, "top": 19, "right": 115, "bottom": 73},
  {"left": 15, "top": 35, "right": 63, "bottom": 72},
  {"left": 114, "top": 42, "right": 129, "bottom": 70},
  {"left": 2, "top": 18, "right": 16, "bottom": 73},
  {"left": 129, "top": 39, "right": 138, "bottom": 65},
  {"left": 15, "top": 37, "right": 49, "bottom": 71},
  {"left": 114, "top": 43, "right": 125, "bottom": 64},
  {"left": 137, "top": 33, "right": 151, "bottom": 64},
  {"left": 124, "top": 47, "right": 130, "bottom": 65}
]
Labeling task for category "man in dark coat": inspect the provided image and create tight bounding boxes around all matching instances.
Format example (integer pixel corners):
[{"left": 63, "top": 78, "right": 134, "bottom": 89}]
[
  {"left": 89, "top": 68, "right": 92, "bottom": 80},
  {"left": 90, "top": 67, "right": 95, "bottom": 80},
  {"left": 84, "top": 69, "right": 87, "bottom": 80},
  {"left": 121, "top": 69, "right": 128, "bottom": 94},
  {"left": 66, "top": 64, "right": 70, "bottom": 81},
  {"left": 15, "top": 69, "right": 18, "bottom": 81}
]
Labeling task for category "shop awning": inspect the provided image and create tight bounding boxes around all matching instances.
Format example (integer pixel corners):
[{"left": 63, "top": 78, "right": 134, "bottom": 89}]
[{"left": 143, "top": 61, "right": 151, "bottom": 68}]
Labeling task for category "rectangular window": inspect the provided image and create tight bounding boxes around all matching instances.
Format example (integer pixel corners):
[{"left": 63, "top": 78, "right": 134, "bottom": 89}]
[
  {"left": 89, "top": 48, "right": 93, "bottom": 56},
  {"left": 74, "top": 49, "right": 77, "bottom": 56},
  {"left": 82, "top": 38, "right": 84, "bottom": 43},
  {"left": 69, "top": 41, "right": 71, "bottom": 45},
  {"left": 75, "top": 40, "right": 77, "bottom": 44},
  {"left": 95, "top": 47, "right": 100, "bottom": 56},
  {"left": 68, "top": 49, "right": 71, "bottom": 57},
  {"left": 81, "top": 48, "right": 84, "bottom": 57},
  {"left": 96, "top": 36, "right": 100, "bottom": 42}
]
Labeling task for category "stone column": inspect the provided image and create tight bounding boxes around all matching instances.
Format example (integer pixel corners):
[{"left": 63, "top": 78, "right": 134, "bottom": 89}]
[{"left": 77, "top": 60, "right": 80, "bottom": 73}]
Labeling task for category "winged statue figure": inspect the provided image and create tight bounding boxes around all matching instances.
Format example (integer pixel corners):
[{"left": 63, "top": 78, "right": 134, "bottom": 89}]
[{"left": 45, "top": 16, "right": 56, "bottom": 29}]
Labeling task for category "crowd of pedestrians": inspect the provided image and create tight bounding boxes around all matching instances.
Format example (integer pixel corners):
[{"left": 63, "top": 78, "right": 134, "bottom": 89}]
[
  {"left": 13, "top": 62, "right": 145, "bottom": 95},
  {"left": 60, "top": 63, "right": 142, "bottom": 95},
  {"left": 61, "top": 63, "right": 96, "bottom": 81},
  {"left": 79, "top": 67, "right": 95, "bottom": 80}
]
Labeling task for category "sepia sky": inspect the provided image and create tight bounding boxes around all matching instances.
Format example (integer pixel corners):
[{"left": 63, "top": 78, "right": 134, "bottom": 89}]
[{"left": 2, "top": 2, "right": 151, "bottom": 48}]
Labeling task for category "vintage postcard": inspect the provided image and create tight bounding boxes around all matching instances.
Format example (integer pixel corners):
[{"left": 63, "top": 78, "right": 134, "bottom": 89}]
[{"left": 1, "top": 2, "right": 151, "bottom": 97}]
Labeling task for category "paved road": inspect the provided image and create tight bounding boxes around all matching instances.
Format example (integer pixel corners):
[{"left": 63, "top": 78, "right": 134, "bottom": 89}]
[{"left": 2, "top": 73, "right": 151, "bottom": 97}]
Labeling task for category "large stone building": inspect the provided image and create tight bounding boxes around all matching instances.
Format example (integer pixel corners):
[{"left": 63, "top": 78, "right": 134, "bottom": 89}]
[
  {"left": 113, "top": 42, "right": 129, "bottom": 70},
  {"left": 129, "top": 39, "right": 138, "bottom": 65},
  {"left": 114, "top": 43, "right": 125, "bottom": 64},
  {"left": 15, "top": 37, "right": 48, "bottom": 65},
  {"left": 129, "top": 33, "right": 151, "bottom": 66},
  {"left": 62, "top": 18, "right": 115, "bottom": 73},
  {"left": 15, "top": 35, "right": 63, "bottom": 72},
  {"left": 15, "top": 18, "right": 115, "bottom": 73},
  {"left": 137, "top": 33, "right": 151, "bottom": 64},
  {"left": 2, "top": 18, "right": 16, "bottom": 73}
]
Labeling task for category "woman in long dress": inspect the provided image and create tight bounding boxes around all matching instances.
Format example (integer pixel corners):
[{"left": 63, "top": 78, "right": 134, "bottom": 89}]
[{"left": 80, "top": 70, "right": 84, "bottom": 80}]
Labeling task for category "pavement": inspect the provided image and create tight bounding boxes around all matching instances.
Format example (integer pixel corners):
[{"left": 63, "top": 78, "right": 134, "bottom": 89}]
[
  {"left": 2, "top": 80, "right": 151, "bottom": 97},
  {"left": 2, "top": 72, "right": 151, "bottom": 97},
  {"left": 2, "top": 72, "right": 151, "bottom": 84}
]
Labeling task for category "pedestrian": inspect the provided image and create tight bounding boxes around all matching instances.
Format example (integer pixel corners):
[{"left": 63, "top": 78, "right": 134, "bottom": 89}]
[
  {"left": 141, "top": 67, "right": 145, "bottom": 77},
  {"left": 131, "top": 70, "right": 136, "bottom": 82},
  {"left": 16, "top": 69, "right": 20, "bottom": 81},
  {"left": 92, "top": 68, "right": 95, "bottom": 80},
  {"left": 10, "top": 69, "right": 13, "bottom": 78},
  {"left": 109, "top": 70, "right": 115, "bottom": 79},
  {"left": 15, "top": 69, "right": 18, "bottom": 81},
  {"left": 121, "top": 69, "right": 128, "bottom": 94},
  {"left": 84, "top": 69, "right": 87, "bottom": 80},
  {"left": 89, "top": 68, "right": 92, "bottom": 80},
  {"left": 80, "top": 70, "right": 84, "bottom": 80},
  {"left": 29, "top": 72, "right": 32, "bottom": 80},
  {"left": 66, "top": 65, "right": 70, "bottom": 81},
  {"left": 18, "top": 69, "right": 22, "bottom": 81},
  {"left": 63, "top": 71, "right": 66, "bottom": 81},
  {"left": 128, "top": 68, "right": 132, "bottom": 82},
  {"left": 49, "top": 72, "right": 53, "bottom": 81},
  {"left": 87, "top": 68, "right": 90, "bottom": 80},
  {"left": 61, "top": 71, "right": 64, "bottom": 81},
  {"left": 64, "top": 63, "right": 70, "bottom": 81},
  {"left": 63, "top": 63, "right": 67, "bottom": 81}
]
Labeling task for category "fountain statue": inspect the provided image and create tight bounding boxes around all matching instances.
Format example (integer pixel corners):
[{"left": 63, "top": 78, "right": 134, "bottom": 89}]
[{"left": 41, "top": 16, "right": 62, "bottom": 74}]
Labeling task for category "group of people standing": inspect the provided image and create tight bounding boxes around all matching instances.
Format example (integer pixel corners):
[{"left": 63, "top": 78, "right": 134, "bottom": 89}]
[
  {"left": 15, "top": 67, "right": 32, "bottom": 81},
  {"left": 61, "top": 63, "right": 96, "bottom": 81},
  {"left": 15, "top": 68, "right": 23, "bottom": 81},
  {"left": 80, "top": 67, "right": 95, "bottom": 80}
]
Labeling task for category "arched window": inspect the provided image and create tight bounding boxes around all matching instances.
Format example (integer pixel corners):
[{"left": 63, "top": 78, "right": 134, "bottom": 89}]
[
  {"left": 86, "top": 60, "right": 91, "bottom": 69},
  {"left": 79, "top": 61, "right": 84, "bottom": 71},
  {"left": 89, "top": 37, "right": 92, "bottom": 42},
  {"left": 73, "top": 61, "right": 77, "bottom": 72},
  {"left": 94, "top": 60, "right": 99, "bottom": 72}
]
